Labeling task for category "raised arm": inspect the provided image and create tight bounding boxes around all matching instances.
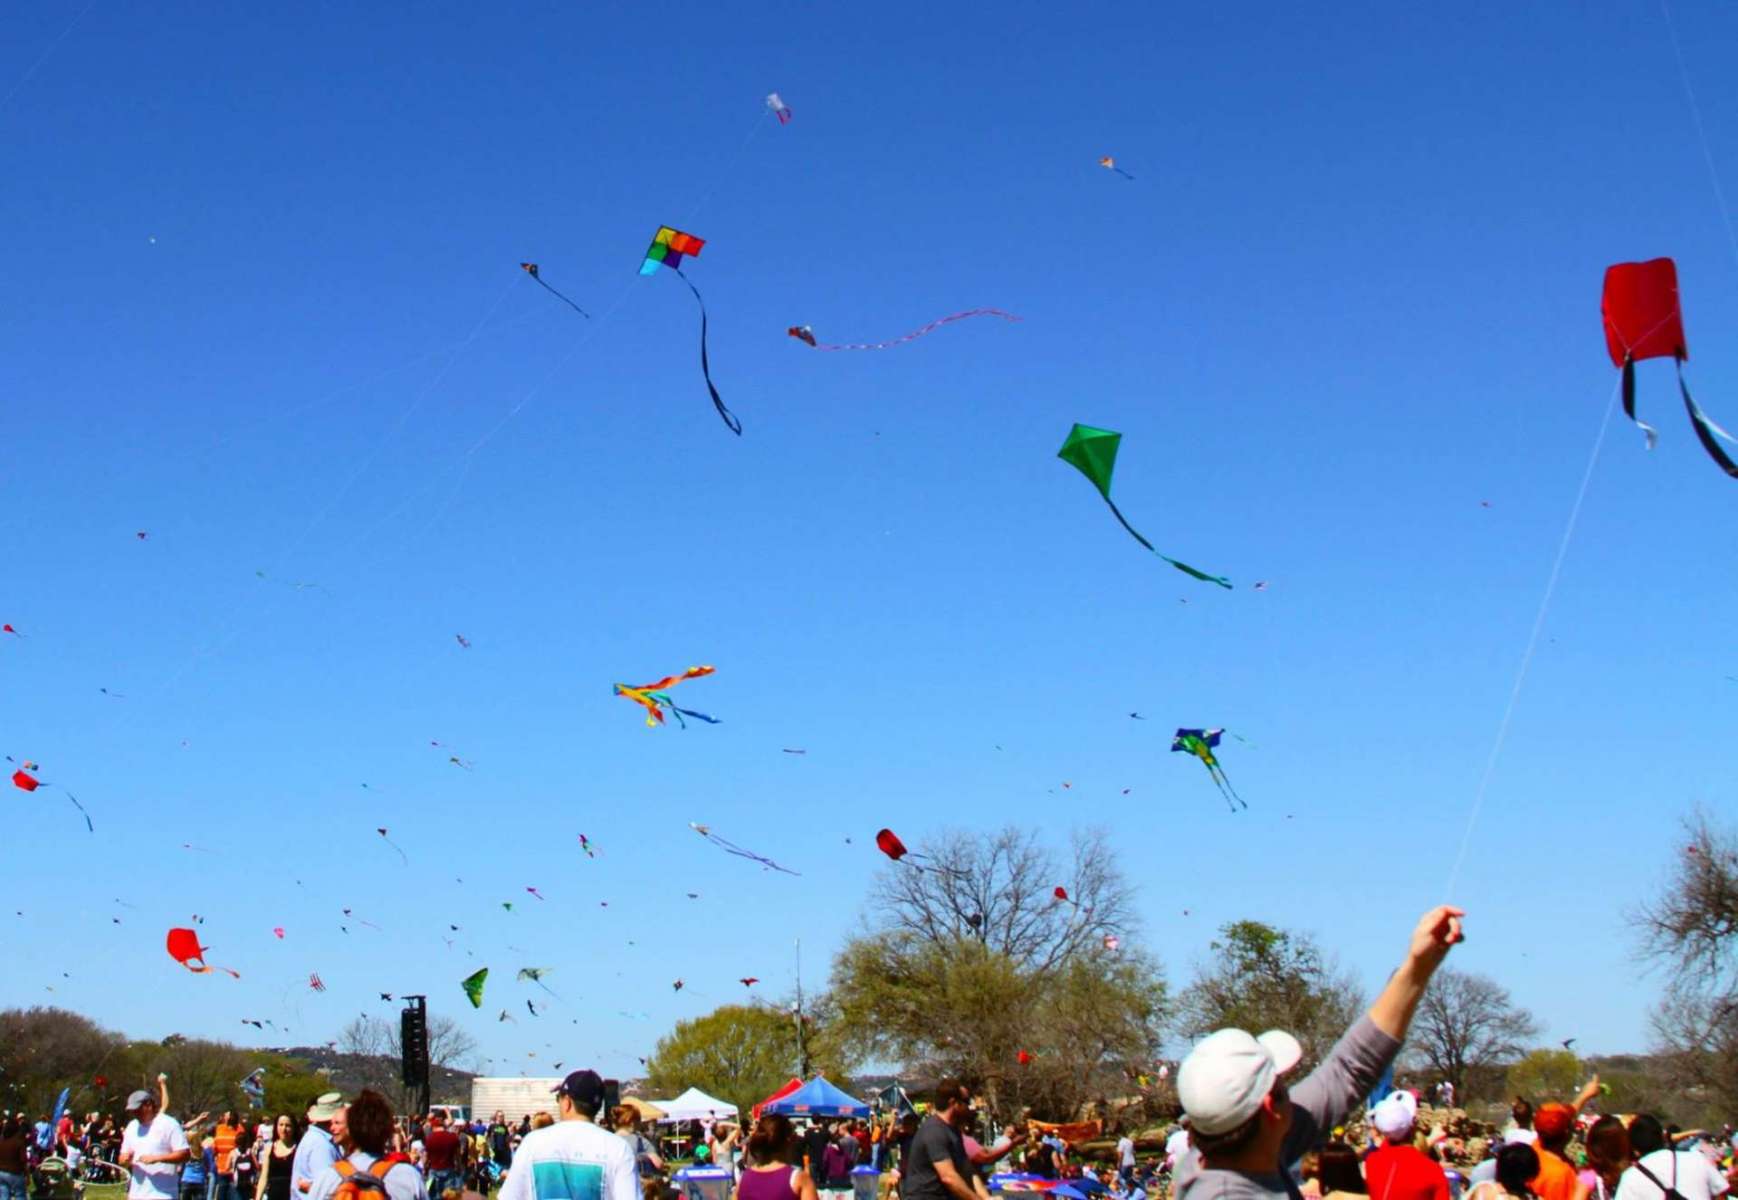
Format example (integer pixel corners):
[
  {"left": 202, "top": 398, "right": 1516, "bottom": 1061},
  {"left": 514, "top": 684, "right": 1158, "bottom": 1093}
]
[{"left": 1369, "top": 906, "right": 1465, "bottom": 1040}]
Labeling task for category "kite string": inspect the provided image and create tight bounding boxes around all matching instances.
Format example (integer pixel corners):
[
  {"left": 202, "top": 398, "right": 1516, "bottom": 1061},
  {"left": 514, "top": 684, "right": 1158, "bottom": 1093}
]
[
  {"left": 0, "top": 0, "right": 98, "bottom": 113},
  {"left": 1658, "top": 0, "right": 1738, "bottom": 276},
  {"left": 1443, "top": 378, "right": 1621, "bottom": 899}
]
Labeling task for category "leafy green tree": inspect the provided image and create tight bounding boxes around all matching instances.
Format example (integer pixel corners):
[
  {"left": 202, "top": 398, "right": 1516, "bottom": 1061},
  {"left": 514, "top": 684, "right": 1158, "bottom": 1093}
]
[
  {"left": 644, "top": 1003, "right": 853, "bottom": 1117},
  {"left": 0, "top": 1007, "right": 127, "bottom": 1117},
  {"left": 1506, "top": 1048, "right": 1582, "bottom": 1104},
  {"left": 1177, "top": 921, "right": 1363, "bottom": 1070}
]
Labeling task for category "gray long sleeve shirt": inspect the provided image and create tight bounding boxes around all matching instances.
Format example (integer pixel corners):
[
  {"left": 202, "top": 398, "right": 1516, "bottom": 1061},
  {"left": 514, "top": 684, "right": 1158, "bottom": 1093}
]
[{"left": 1176, "top": 1016, "right": 1400, "bottom": 1200}]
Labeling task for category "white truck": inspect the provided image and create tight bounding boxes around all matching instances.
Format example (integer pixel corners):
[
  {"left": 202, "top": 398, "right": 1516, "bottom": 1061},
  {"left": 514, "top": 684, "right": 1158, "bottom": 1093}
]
[{"left": 469, "top": 1077, "right": 565, "bottom": 1125}]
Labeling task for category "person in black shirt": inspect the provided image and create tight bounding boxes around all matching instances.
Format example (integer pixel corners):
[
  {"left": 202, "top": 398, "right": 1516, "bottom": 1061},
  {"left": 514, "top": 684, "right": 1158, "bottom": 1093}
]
[{"left": 899, "top": 1081, "right": 986, "bottom": 1200}]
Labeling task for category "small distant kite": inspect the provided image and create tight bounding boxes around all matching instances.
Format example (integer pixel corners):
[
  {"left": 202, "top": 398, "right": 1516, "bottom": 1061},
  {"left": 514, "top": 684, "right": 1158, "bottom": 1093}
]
[
  {"left": 517, "top": 967, "right": 561, "bottom": 998},
  {"left": 765, "top": 92, "right": 791, "bottom": 124},
  {"left": 614, "top": 665, "right": 719, "bottom": 728},
  {"left": 1103, "top": 934, "right": 1121, "bottom": 952},
  {"left": 462, "top": 967, "right": 489, "bottom": 1008},
  {"left": 1099, "top": 156, "right": 1134, "bottom": 180},
  {"left": 1600, "top": 257, "right": 1738, "bottom": 477},
  {"left": 455, "top": 634, "right": 471, "bottom": 649},
  {"left": 640, "top": 226, "right": 739, "bottom": 434},
  {"left": 519, "top": 262, "right": 591, "bottom": 319},
  {"left": 165, "top": 928, "right": 240, "bottom": 978},
  {"left": 12, "top": 768, "right": 93, "bottom": 832},
  {"left": 1053, "top": 886, "right": 1071, "bottom": 903},
  {"left": 739, "top": 977, "right": 759, "bottom": 987},
  {"left": 272, "top": 927, "right": 284, "bottom": 939},
  {"left": 578, "top": 833, "right": 597, "bottom": 858},
  {"left": 2, "top": 624, "right": 18, "bottom": 636},
  {"left": 308, "top": 972, "right": 325, "bottom": 992},
  {"left": 1171, "top": 728, "right": 1247, "bottom": 812},
  {"left": 527, "top": 999, "right": 539, "bottom": 1016},
  {"left": 497, "top": 1009, "right": 515, "bottom": 1024},
  {"left": 1017, "top": 1049, "right": 1033, "bottom": 1066},
  {"left": 672, "top": 979, "right": 684, "bottom": 992},
  {"left": 500, "top": 901, "right": 513, "bottom": 912},
  {"left": 526, "top": 886, "right": 545, "bottom": 901},
  {"left": 690, "top": 821, "right": 800, "bottom": 875},
  {"left": 787, "top": 309, "right": 1018, "bottom": 352},
  {"left": 376, "top": 828, "right": 408, "bottom": 865},
  {"left": 135, "top": 531, "right": 148, "bottom": 540},
  {"left": 1058, "top": 423, "right": 1231, "bottom": 587}
]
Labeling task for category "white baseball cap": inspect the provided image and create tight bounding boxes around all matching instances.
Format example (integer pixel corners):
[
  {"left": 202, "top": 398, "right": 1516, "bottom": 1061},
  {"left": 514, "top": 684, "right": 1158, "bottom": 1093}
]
[
  {"left": 1177, "top": 1029, "right": 1303, "bottom": 1136},
  {"left": 1372, "top": 1091, "right": 1418, "bottom": 1138}
]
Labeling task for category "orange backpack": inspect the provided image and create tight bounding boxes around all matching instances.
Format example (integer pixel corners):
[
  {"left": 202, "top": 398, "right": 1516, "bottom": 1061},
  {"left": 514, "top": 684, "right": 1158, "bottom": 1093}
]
[{"left": 332, "top": 1155, "right": 408, "bottom": 1200}]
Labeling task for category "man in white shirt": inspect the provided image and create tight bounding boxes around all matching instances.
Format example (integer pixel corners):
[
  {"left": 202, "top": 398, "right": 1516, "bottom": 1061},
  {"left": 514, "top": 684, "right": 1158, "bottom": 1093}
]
[
  {"left": 1117, "top": 1134, "right": 1137, "bottom": 1187},
  {"left": 119, "top": 1090, "right": 191, "bottom": 1200},
  {"left": 1616, "top": 1116, "right": 1731, "bottom": 1200},
  {"left": 291, "top": 1096, "right": 345, "bottom": 1196},
  {"left": 499, "top": 1071, "right": 636, "bottom": 1200}
]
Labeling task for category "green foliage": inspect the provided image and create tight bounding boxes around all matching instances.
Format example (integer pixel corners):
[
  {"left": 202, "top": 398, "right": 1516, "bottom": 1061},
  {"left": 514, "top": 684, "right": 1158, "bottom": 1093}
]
[
  {"left": 1506, "top": 1049, "right": 1582, "bottom": 1103},
  {"left": 643, "top": 1003, "right": 853, "bottom": 1118},
  {"left": 1178, "top": 920, "right": 1363, "bottom": 1071}
]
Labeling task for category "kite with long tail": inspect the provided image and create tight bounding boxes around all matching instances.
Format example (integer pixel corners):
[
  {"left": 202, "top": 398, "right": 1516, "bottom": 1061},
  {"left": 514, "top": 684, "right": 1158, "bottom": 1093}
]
[
  {"left": 520, "top": 263, "right": 590, "bottom": 319},
  {"left": 875, "top": 828, "right": 963, "bottom": 877},
  {"left": 517, "top": 967, "right": 562, "bottom": 999},
  {"left": 12, "top": 768, "right": 93, "bottom": 832},
  {"left": 165, "top": 927, "right": 240, "bottom": 978},
  {"left": 641, "top": 226, "right": 740, "bottom": 434},
  {"left": 614, "top": 665, "right": 719, "bottom": 728},
  {"left": 1171, "top": 728, "right": 1247, "bottom": 812},
  {"left": 1601, "top": 257, "right": 1738, "bottom": 478},
  {"left": 690, "top": 821, "right": 800, "bottom": 875},
  {"left": 1099, "top": 156, "right": 1135, "bottom": 180},
  {"left": 1058, "top": 423, "right": 1232, "bottom": 588},
  {"left": 787, "top": 309, "right": 1019, "bottom": 352}
]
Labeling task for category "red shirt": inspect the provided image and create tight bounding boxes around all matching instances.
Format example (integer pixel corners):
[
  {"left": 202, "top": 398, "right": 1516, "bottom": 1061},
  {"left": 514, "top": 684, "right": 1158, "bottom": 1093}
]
[
  {"left": 425, "top": 1129, "right": 461, "bottom": 1172},
  {"left": 1365, "top": 1143, "right": 1450, "bottom": 1200}
]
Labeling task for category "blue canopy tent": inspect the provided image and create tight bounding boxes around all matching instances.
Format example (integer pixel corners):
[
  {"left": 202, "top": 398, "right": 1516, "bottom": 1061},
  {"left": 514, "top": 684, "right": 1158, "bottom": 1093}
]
[{"left": 763, "top": 1076, "right": 870, "bottom": 1119}]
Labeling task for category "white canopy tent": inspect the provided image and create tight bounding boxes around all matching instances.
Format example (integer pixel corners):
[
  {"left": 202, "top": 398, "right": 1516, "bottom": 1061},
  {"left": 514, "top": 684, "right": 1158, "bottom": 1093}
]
[{"left": 651, "top": 1086, "right": 739, "bottom": 1123}]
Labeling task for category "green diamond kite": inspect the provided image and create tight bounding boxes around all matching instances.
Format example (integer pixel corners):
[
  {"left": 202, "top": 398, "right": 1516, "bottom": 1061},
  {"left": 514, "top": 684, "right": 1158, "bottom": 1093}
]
[
  {"left": 1057, "top": 423, "right": 1232, "bottom": 588},
  {"left": 461, "top": 966, "right": 488, "bottom": 1009}
]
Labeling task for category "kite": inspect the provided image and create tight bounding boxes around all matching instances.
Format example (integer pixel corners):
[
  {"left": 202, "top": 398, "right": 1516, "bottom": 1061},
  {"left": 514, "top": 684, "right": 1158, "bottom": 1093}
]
[
  {"left": 782, "top": 748, "right": 806, "bottom": 755},
  {"left": 672, "top": 979, "right": 684, "bottom": 992},
  {"left": 455, "top": 634, "right": 471, "bottom": 649},
  {"left": 1601, "top": 257, "right": 1738, "bottom": 477},
  {"left": 164, "top": 928, "right": 240, "bottom": 978},
  {"left": 517, "top": 967, "right": 561, "bottom": 998},
  {"left": 98, "top": 687, "right": 124, "bottom": 698},
  {"left": 136, "top": 532, "right": 148, "bottom": 540},
  {"left": 1103, "top": 935, "right": 1121, "bottom": 952},
  {"left": 1099, "top": 156, "right": 1134, "bottom": 180},
  {"left": 786, "top": 309, "right": 1019, "bottom": 352},
  {"left": 376, "top": 828, "right": 408, "bottom": 865},
  {"left": 1057, "top": 423, "right": 1232, "bottom": 587},
  {"left": 462, "top": 967, "right": 488, "bottom": 1008},
  {"left": 874, "top": 828, "right": 959, "bottom": 877},
  {"left": 501, "top": 901, "right": 513, "bottom": 912},
  {"left": 1171, "top": 728, "right": 1247, "bottom": 812},
  {"left": 614, "top": 665, "right": 719, "bottom": 728},
  {"left": 308, "top": 973, "right": 325, "bottom": 992},
  {"left": 527, "top": 999, "right": 538, "bottom": 1016},
  {"left": 639, "top": 226, "right": 740, "bottom": 434},
  {"left": 2, "top": 624, "right": 18, "bottom": 636},
  {"left": 690, "top": 821, "right": 800, "bottom": 875},
  {"left": 272, "top": 927, "right": 284, "bottom": 939},
  {"left": 1053, "top": 886, "right": 1070, "bottom": 903},
  {"left": 526, "top": 886, "right": 545, "bottom": 901},
  {"left": 739, "top": 977, "right": 759, "bottom": 987},
  {"left": 765, "top": 92, "right": 791, "bottom": 124},
  {"left": 239, "top": 1068, "right": 265, "bottom": 1108},
  {"left": 519, "top": 262, "right": 590, "bottom": 319},
  {"left": 12, "top": 768, "right": 93, "bottom": 832},
  {"left": 1017, "top": 1050, "right": 1033, "bottom": 1066},
  {"left": 497, "top": 1009, "right": 515, "bottom": 1023},
  {"left": 578, "top": 834, "right": 597, "bottom": 858}
]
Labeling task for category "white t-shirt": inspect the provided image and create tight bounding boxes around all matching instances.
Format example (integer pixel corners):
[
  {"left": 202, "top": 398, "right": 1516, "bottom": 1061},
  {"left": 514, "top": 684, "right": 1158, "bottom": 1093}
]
[
  {"left": 121, "top": 1115, "right": 190, "bottom": 1200},
  {"left": 1164, "top": 1131, "right": 1190, "bottom": 1167},
  {"left": 498, "top": 1119, "right": 638, "bottom": 1200},
  {"left": 306, "top": 1152, "right": 428, "bottom": 1200},
  {"left": 1118, "top": 1137, "right": 1136, "bottom": 1169},
  {"left": 1615, "top": 1150, "right": 1731, "bottom": 1200}
]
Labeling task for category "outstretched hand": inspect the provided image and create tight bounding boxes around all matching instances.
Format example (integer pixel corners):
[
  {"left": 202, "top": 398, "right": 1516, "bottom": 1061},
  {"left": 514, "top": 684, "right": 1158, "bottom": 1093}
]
[{"left": 1407, "top": 905, "right": 1465, "bottom": 969}]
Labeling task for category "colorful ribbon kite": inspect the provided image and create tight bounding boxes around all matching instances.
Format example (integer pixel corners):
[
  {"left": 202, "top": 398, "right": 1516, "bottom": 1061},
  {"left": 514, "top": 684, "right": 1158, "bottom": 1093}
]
[
  {"left": 1600, "top": 257, "right": 1738, "bottom": 478},
  {"left": 640, "top": 226, "right": 740, "bottom": 434},
  {"left": 690, "top": 821, "right": 800, "bottom": 875},
  {"left": 613, "top": 665, "right": 719, "bottom": 727},
  {"left": 1099, "top": 156, "right": 1134, "bottom": 180},
  {"left": 787, "top": 308, "right": 1019, "bottom": 352},
  {"left": 1058, "top": 423, "right": 1232, "bottom": 588},
  {"left": 765, "top": 92, "right": 791, "bottom": 124}
]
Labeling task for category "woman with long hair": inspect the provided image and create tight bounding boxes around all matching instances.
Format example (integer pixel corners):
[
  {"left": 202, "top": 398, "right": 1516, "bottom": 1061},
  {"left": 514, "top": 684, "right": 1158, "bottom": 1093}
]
[
  {"left": 737, "top": 1117, "right": 817, "bottom": 1200},
  {"left": 1582, "top": 1117, "right": 1630, "bottom": 1200},
  {"left": 255, "top": 1115, "right": 299, "bottom": 1200}
]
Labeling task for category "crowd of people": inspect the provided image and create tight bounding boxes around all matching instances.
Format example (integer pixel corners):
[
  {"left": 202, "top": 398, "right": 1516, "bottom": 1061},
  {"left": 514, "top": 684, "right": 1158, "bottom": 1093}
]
[{"left": 2, "top": 908, "right": 1734, "bottom": 1200}]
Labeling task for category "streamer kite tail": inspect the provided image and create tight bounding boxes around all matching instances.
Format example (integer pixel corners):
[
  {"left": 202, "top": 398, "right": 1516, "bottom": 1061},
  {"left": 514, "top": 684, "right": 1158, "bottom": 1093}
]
[
  {"left": 675, "top": 268, "right": 741, "bottom": 435},
  {"left": 1099, "top": 493, "right": 1232, "bottom": 589},
  {"left": 520, "top": 262, "right": 591, "bottom": 319},
  {"left": 1676, "top": 358, "right": 1738, "bottom": 478}
]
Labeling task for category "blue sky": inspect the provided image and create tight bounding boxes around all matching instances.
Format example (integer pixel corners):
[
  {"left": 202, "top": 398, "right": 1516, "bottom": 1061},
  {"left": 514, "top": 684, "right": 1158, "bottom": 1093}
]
[{"left": 2, "top": 0, "right": 1736, "bottom": 1082}]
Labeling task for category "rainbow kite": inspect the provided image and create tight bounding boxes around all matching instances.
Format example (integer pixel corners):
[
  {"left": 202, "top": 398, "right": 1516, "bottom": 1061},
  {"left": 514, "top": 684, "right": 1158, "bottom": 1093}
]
[{"left": 640, "top": 226, "right": 706, "bottom": 276}]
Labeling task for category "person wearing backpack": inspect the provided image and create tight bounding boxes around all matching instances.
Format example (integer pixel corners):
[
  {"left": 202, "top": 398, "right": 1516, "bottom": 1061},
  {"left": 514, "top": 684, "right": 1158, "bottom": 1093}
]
[
  {"left": 1616, "top": 1117, "right": 1730, "bottom": 1200},
  {"left": 304, "top": 1092, "right": 425, "bottom": 1200}
]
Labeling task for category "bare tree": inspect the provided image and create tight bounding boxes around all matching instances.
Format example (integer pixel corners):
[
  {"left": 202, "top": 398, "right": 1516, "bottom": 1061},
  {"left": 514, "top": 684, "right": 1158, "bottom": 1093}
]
[
  {"left": 1407, "top": 969, "right": 1539, "bottom": 1099},
  {"left": 1178, "top": 920, "right": 1364, "bottom": 1070},
  {"left": 871, "top": 826, "right": 1138, "bottom": 975}
]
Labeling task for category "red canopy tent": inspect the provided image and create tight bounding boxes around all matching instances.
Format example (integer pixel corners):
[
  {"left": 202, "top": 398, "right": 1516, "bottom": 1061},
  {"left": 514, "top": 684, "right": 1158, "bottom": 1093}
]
[{"left": 752, "top": 1077, "right": 803, "bottom": 1120}]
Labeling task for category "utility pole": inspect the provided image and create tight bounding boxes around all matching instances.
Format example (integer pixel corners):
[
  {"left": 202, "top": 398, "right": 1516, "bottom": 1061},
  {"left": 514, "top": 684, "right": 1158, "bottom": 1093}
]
[{"left": 796, "top": 932, "right": 806, "bottom": 1078}]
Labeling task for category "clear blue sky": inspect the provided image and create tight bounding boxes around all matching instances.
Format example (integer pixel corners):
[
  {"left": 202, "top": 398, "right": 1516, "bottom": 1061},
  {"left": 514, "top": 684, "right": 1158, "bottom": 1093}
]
[{"left": 3, "top": 0, "right": 1735, "bottom": 1082}]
